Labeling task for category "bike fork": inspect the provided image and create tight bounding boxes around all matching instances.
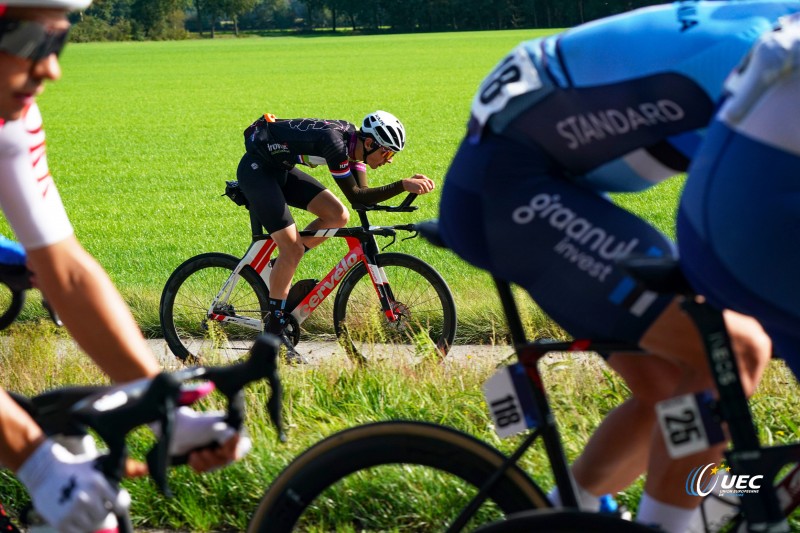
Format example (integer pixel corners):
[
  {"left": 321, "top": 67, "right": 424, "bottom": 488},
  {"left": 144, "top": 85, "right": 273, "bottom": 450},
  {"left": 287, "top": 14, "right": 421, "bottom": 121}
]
[{"left": 361, "top": 240, "right": 402, "bottom": 322}]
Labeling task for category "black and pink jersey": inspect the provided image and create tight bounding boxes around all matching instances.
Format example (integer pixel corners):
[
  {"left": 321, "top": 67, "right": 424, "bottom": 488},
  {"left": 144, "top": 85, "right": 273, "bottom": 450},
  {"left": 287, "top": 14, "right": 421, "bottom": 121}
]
[{"left": 244, "top": 116, "right": 357, "bottom": 181}]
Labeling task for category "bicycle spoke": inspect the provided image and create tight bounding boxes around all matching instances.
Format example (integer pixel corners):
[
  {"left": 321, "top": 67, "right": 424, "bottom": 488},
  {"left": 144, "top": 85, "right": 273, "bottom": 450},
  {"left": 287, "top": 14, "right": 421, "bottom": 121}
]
[
  {"left": 162, "top": 254, "right": 268, "bottom": 364},
  {"left": 334, "top": 254, "right": 456, "bottom": 361}
]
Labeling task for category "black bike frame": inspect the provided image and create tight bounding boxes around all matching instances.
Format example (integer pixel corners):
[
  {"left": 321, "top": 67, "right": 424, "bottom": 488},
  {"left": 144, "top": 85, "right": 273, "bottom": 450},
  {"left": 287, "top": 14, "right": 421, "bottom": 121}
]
[
  {"left": 682, "top": 299, "right": 798, "bottom": 532},
  {"left": 449, "top": 264, "right": 800, "bottom": 533},
  {"left": 447, "top": 277, "right": 642, "bottom": 532}
]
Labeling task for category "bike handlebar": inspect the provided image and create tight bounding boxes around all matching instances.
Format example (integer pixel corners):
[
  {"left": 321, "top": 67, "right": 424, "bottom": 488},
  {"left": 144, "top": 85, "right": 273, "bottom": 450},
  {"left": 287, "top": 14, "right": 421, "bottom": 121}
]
[
  {"left": 352, "top": 193, "right": 419, "bottom": 213},
  {"left": 15, "top": 334, "right": 284, "bottom": 502},
  {"left": 0, "top": 263, "right": 32, "bottom": 293},
  {"left": 0, "top": 262, "right": 62, "bottom": 329}
]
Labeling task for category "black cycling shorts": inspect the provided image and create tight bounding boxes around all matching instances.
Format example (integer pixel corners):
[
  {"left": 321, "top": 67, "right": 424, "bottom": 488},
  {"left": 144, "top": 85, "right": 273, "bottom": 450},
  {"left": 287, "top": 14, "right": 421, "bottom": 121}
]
[{"left": 236, "top": 152, "right": 326, "bottom": 233}]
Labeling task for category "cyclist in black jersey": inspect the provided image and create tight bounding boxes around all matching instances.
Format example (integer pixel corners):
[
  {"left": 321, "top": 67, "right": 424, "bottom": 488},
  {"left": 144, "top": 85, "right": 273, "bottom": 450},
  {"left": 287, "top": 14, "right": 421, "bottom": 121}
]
[{"left": 237, "top": 111, "right": 435, "bottom": 361}]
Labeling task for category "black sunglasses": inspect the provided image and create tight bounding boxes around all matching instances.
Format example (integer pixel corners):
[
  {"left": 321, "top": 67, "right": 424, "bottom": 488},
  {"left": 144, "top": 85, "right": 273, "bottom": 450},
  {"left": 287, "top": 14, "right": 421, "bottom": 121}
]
[{"left": 0, "top": 19, "right": 70, "bottom": 61}]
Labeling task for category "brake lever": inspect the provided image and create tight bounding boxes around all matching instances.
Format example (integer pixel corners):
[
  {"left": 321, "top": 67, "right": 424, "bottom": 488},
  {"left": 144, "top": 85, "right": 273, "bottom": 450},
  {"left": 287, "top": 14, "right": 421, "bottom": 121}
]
[
  {"left": 199, "top": 334, "right": 286, "bottom": 442},
  {"left": 381, "top": 233, "right": 398, "bottom": 251},
  {"left": 145, "top": 394, "right": 176, "bottom": 497},
  {"left": 401, "top": 229, "right": 419, "bottom": 242}
]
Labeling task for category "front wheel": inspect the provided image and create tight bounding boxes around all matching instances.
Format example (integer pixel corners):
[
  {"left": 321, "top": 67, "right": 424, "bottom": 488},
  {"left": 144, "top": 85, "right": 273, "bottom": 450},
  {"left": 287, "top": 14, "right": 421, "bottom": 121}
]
[
  {"left": 159, "top": 252, "right": 270, "bottom": 364},
  {"left": 333, "top": 252, "right": 456, "bottom": 362},
  {"left": 247, "top": 421, "right": 548, "bottom": 532},
  {"left": 0, "top": 286, "right": 24, "bottom": 331},
  {"left": 473, "top": 510, "right": 656, "bottom": 532}
]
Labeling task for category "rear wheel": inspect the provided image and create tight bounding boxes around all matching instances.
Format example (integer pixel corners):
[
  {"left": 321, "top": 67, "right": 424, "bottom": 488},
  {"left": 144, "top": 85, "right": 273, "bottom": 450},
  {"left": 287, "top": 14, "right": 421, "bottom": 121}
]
[
  {"left": 248, "top": 421, "right": 548, "bottom": 532},
  {"left": 332, "top": 253, "right": 456, "bottom": 363},
  {"left": 159, "top": 253, "right": 269, "bottom": 364}
]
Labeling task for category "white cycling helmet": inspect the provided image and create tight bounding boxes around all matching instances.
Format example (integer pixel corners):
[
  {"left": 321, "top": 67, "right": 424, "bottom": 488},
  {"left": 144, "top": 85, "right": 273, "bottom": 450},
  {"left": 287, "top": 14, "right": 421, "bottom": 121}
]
[
  {"left": 1, "top": 0, "right": 92, "bottom": 10},
  {"left": 361, "top": 110, "right": 406, "bottom": 152}
]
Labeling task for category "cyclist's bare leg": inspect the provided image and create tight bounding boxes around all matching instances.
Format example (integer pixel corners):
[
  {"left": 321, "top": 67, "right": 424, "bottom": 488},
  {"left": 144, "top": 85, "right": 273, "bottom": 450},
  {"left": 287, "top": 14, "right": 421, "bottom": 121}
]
[
  {"left": 571, "top": 355, "right": 684, "bottom": 496},
  {"left": 268, "top": 224, "right": 305, "bottom": 301},
  {"left": 299, "top": 190, "right": 349, "bottom": 250},
  {"left": 637, "top": 301, "right": 770, "bottom": 510},
  {"left": 640, "top": 300, "right": 770, "bottom": 397}
]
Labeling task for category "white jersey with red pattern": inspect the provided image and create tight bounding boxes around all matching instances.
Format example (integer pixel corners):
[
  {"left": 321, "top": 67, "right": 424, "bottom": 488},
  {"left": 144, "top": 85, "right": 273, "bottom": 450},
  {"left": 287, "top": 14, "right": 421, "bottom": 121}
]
[{"left": 0, "top": 103, "right": 73, "bottom": 250}]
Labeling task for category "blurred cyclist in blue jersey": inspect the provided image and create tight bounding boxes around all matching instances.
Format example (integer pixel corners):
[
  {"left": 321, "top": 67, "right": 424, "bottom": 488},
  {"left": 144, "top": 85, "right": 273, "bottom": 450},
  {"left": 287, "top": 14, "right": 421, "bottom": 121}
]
[
  {"left": 679, "top": 16, "right": 800, "bottom": 399},
  {"left": 676, "top": 16, "right": 800, "bottom": 530},
  {"left": 439, "top": 2, "right": 799, "bottom": 531}
]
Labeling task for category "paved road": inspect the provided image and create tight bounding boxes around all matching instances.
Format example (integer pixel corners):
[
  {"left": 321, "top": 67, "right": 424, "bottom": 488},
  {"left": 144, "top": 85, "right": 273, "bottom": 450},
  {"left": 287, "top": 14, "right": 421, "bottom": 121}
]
[
  {"left": 145, "top": 338, "right": 523, "bottom": 369},
  {"left": 145, "top": 338, "right": 594, "bottom": 372}
]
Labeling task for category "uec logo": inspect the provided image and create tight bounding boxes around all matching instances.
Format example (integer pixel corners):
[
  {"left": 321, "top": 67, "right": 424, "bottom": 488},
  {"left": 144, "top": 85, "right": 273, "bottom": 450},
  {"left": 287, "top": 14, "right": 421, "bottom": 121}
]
[{"left": 686, "top": 463, "right": 763, "bottom": 497}]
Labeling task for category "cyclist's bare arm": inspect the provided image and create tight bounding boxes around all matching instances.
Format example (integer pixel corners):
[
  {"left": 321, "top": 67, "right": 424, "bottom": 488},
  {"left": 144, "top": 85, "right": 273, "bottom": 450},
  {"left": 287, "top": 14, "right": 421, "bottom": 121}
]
[
  {"left": 0, "top": 389, "right": 44, "bottom": 470},
  {"left": 12, "top": 239, "right": 246, "bottom": 473},
  {"left": 26, "top": 237, "right": 160, "bottom": 382}
]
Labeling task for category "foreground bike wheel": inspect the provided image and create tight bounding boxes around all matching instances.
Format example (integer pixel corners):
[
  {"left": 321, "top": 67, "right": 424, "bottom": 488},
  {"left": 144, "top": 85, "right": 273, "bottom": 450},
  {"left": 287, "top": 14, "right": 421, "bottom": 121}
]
[
  {"left": 333, "top": 252, "right": 457, "bottom": 362},
  {"left": 160, "top": 252, "right": 269, "bottom": 363},
  {"left": 248, "top": 421, "right": 548, "bottom": 532},
  {"left": 473, "top": 510, "right": 655, "bottom": 532}
]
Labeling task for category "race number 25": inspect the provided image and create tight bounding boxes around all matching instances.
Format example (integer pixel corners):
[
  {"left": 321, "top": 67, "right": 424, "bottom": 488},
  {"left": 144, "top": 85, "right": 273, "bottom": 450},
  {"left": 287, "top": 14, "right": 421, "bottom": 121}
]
[{"left": 656, "top": 392, "right": 723, "bottom": 458}]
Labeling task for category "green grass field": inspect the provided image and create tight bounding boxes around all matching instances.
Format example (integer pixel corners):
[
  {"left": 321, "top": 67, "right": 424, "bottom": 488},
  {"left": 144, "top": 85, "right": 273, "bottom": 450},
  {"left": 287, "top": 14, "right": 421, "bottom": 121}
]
[{"left": 0, "top": 28, "right": 682, "bottom": 340}]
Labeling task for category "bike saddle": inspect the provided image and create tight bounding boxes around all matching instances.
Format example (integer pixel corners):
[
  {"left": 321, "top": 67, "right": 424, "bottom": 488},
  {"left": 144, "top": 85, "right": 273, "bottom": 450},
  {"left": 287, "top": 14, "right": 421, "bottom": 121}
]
[{"left": 618, "top": 255, "right": 696, "bottom": 296}]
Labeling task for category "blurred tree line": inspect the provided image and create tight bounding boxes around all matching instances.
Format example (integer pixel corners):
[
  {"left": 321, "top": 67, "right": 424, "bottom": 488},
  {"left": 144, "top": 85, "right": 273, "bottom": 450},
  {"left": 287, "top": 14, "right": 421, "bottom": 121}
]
[{"left": 69, "top": 0, "right": 667, "bottom": 41}]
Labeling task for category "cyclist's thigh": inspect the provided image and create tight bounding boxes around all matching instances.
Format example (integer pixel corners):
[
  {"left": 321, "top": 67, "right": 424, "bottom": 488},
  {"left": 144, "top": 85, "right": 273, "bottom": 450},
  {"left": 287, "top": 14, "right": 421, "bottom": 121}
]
[
  {"left": 284, "top": 167, "right": 328, "bottom": 210},
  {"left": 609, "top": 350, "right": 684, "bottom": 403},
  {"left": 441, "top": 133, "right": 674, "bottom": 343},
  {"left": 236, "top": 152, "right": 295, "bottom": 233}
]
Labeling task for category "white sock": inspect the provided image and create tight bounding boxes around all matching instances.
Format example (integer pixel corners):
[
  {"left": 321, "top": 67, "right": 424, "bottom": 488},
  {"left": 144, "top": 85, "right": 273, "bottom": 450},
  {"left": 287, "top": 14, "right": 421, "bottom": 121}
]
[
  {"left": 636, "top": 492, "right": 699, "bottom": 533},
  {"left": 548, "top": 481, "right": 601, "bottom": 511},
  {"left": 686, "top": 472, "right": 740, "bottom": 533}
]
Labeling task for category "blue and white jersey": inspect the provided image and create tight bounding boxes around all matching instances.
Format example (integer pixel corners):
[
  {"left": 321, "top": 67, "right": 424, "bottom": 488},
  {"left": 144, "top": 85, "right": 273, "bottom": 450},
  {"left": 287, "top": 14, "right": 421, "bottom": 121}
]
[{"left": 470, "top": 0, "right": 800, "bottom": 192}]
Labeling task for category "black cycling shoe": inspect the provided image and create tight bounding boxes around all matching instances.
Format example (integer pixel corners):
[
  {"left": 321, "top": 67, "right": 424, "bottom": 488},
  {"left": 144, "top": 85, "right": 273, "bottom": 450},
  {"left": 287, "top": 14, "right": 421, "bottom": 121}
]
[
  {"left": 267, "top": 314, "right": 308, "bottom": 365},
  {"left": 281, "top": 346, "right": 309, "bottom": 365},
  {"left": 277, "top": 332, "right": 308, "bottom": 365}
]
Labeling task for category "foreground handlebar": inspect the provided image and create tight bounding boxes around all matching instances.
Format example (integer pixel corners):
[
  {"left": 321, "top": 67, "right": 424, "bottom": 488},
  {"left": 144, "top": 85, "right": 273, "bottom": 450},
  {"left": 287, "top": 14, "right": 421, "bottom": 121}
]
[{"left": 68, "top": 334, "right": 283, "bottom": 495}]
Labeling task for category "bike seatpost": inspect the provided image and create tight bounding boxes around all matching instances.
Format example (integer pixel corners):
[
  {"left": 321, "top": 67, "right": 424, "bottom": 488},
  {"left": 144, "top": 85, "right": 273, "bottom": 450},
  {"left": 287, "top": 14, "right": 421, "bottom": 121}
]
[{"left": 249, "top": 210, "right": 264, "bottom": 239}]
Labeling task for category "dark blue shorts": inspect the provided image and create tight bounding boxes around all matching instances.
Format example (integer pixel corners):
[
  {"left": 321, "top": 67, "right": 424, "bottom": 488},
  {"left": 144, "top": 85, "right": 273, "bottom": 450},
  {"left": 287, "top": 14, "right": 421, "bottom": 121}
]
[
  {"left": 438, "top": 133, "right": 674, "bottom": 343},
  {"left": 678, "top": 120, "right": 800, "bottom": 378}
]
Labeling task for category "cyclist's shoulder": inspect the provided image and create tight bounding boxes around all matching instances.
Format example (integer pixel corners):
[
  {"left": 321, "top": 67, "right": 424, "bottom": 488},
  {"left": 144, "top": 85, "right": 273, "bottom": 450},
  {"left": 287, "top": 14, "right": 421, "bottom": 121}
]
[
  {"left": 273, "top": 118, "right": 355, "bottom": 132},
  {"left": 563, "top": 0, "right": 800, "bottom": 36},
  {"left": 0, "top": 103, "right": 44, "bottom": 153},
  {"left": 557, "top": 1, "right": 800, "bottom": 84}
]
